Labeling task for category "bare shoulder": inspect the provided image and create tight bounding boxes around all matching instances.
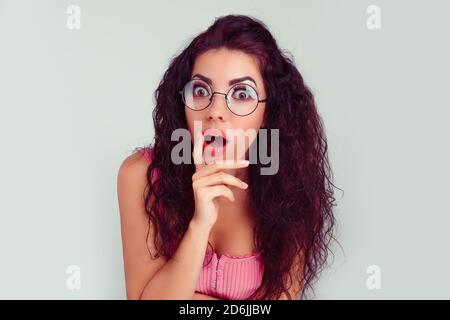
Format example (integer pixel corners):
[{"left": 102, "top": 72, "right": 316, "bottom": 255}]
[
  {"left": 116, "top": 148, "right": 153, "bottom": 229},
  {"left": 117, "top": 148, "right": 153, "bottom": 223},
  {"left": 117, "top": 149, "right": 149, "bottom": 186},
  {"left": 117, "top": 149, "right": 165, "bottom": 299}
]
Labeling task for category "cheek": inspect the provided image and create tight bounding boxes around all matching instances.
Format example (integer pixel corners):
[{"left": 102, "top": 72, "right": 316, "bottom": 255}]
[
  {"left": 184, "top": 108, "right": 193, "bottom": 124},
  {"left": 231, "top": 115, "right": 265, "bottom": 152},
  {"left": 184, "top": 108, "right": 202, "bottom": 140},
  {"left": 255, "top": 104, "right": 267, "bottom": 127},
  {"left": 237, "top": 109, "right": 266, "bottom": 132}
]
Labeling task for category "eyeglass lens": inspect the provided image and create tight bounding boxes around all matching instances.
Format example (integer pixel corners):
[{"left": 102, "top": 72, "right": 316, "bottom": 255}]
[{"left": 182, "top": 79, "right": 259, "bottom": 116}]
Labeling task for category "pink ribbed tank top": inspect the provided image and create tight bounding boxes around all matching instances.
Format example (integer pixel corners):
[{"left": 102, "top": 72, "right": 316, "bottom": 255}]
[{"left": 139, "top": 146, "right": 264, "bottom": 299}]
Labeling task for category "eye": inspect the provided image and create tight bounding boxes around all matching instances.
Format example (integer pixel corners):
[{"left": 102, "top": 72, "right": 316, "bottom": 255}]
[
  {"left": 193, "top": 84, "right": 210, "bottom": 97},
  {"left": 231, "top": 85, "right": 256, "bottom": 100}
]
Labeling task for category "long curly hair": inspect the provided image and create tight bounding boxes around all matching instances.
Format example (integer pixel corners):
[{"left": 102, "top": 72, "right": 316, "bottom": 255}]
[{"left": 137, "top": 14, "right": 340, "bottom": 300}]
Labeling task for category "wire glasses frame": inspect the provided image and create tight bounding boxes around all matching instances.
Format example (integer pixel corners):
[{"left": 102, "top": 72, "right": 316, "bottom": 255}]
[{"left": 179, "top": 79, "right": 268, "bottom": 117}]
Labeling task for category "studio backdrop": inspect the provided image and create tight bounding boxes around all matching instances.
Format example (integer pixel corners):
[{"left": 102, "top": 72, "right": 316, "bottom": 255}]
[{"left": 0, "top": 0, "right": 449, "bottom": 299}]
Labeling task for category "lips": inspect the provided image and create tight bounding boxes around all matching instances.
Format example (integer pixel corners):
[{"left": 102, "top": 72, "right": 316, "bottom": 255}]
[{"left": 202, "top": 128, "right": 228, "bottom": 145}]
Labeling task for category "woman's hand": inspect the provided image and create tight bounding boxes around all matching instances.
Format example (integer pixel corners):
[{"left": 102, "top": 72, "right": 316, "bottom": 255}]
[{"left": 191, "top": 131, "right": 249, "bottom": 229}]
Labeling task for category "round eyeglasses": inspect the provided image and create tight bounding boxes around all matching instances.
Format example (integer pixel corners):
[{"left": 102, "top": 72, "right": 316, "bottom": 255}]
[{"left": 179, "top": 79, "right": 267, "bottom": 116}]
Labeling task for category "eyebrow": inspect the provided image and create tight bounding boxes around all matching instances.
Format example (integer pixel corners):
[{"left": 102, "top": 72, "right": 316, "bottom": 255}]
[{"left": 191, "top": 73, "right": 258, "bottom": 88}]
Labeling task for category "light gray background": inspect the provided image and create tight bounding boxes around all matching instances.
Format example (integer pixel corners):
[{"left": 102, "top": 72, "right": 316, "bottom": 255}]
[{"left": 1, "top": 0, "right": 449, "bottom": 299}]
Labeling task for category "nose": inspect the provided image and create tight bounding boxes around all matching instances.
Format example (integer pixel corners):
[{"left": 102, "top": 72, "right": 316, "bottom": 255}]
[{"left": 206, "top": 92, "right": 228, "bottom": 121}]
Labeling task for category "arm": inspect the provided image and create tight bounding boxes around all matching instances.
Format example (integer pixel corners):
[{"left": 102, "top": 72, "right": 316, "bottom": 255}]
[
  {"left": 117, "top": 152, "right": 212, "bottom": 300},
  {"left": 141, "top": 220, "right": 211, "bottom": 299}
]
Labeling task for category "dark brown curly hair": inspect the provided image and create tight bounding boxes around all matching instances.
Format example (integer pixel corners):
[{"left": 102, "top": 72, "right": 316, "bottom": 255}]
[{"left": 136, "top": 14, "right": 341, "bottom": 300}]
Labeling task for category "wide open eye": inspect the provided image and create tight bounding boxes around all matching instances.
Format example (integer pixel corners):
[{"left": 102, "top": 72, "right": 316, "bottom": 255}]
[
  {"left": 231, "top": 84, "right": 257, "bottom": 101},
  {"left": 190, "top": 80, "right": 211, "bottom": 98},
  {"left": 182, "top": 79, "right": 213, "bottom": 110},
  {"left": 193, "top": 85, "right": 210, "bottom": 97}
]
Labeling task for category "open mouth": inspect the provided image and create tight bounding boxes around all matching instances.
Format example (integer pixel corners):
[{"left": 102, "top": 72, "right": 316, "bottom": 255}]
[
  {"left": 202, "top": 128, "right": 229, "bottom": 155},
  {"left": 204, "top": 134, "right": 227, "bottom": 147}
]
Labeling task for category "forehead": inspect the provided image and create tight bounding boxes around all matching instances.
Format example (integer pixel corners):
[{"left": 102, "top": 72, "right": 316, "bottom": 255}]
[{"left": 191, "top": 48, "right": 263, "bottom": 87}]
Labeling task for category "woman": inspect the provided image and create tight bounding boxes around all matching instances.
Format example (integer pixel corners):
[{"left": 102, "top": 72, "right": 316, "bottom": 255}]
[{"left": 117, "top": 14, "right": 337, "bottom": 300}]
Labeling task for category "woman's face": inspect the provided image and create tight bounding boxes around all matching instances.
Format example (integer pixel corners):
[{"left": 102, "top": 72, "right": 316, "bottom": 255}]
[{"left": 184, "top": 48, "right": 267, "bottom": 162}]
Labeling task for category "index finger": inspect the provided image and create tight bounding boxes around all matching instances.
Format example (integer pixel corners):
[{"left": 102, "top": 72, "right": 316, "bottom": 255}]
[
  {"left": 192, "top": 160, "right": 250, "bottom": 180},
  {"left": 192, "top": 131, "right": 204, "bottom": 170}
]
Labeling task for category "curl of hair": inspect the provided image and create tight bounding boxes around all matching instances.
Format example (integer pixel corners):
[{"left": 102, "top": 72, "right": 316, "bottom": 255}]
[{"left": 138, "top": 14, "right": 340, "bottom": 300}]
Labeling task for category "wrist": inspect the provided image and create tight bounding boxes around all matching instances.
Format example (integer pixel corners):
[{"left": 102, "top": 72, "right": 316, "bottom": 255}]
[{"left": 189, "top": 218, "right": 213, "bottom": 235}]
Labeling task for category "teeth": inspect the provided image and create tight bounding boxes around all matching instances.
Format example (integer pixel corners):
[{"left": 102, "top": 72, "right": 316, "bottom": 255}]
[{"left": 205, "top": 134, "right": 226, "bottom": 146}]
